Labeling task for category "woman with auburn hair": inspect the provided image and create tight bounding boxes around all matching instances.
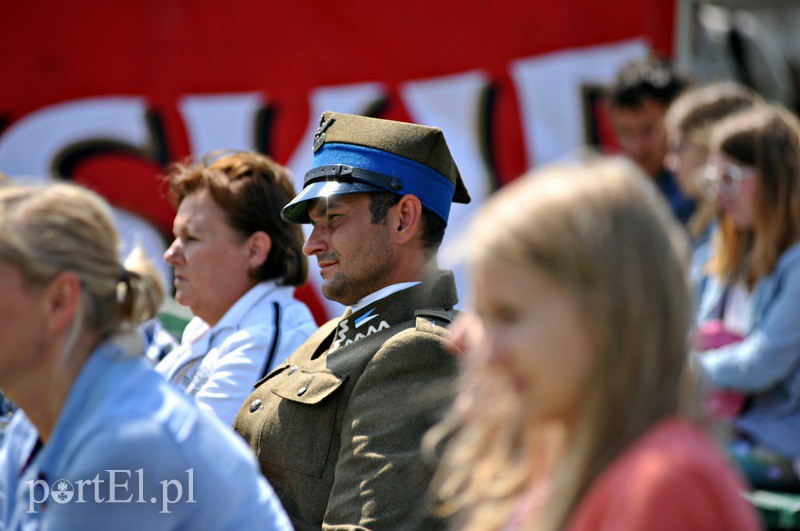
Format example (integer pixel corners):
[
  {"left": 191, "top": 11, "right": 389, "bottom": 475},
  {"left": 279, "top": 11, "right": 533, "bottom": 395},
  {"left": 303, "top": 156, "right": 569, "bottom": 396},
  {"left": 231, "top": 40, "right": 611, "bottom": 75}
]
[
  {"left": 430, "top": 158, "right": 758, "bottom": 530},
  {"left": 155, "top": 151, "right": 316, "bottom": 426},
  {"left": 695, "top": 104, "right": 800, "bottom": 490},
  {"left": 0, "top": 184, "right": 290, "bottom": 529}
]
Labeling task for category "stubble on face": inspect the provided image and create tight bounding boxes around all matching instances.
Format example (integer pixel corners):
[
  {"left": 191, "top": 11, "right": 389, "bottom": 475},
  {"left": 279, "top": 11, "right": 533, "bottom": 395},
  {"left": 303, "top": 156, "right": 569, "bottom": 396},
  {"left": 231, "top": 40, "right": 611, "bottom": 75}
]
[
  {"left": 322, "top": 258, "right": 392, "bottom": 306},
  {"left": 308, "top": 195, "right": 397, "bottom": 306}
]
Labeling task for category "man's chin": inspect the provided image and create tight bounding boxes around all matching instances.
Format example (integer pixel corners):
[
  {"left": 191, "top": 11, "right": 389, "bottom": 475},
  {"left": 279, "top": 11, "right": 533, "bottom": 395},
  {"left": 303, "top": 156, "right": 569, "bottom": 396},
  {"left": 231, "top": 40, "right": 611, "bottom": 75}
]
[
  {"left": 321, "top": 279, "right": 358, "bottom": 307},
  {"left": 321, "top": 281, "right": 343, "bottom": 303}
]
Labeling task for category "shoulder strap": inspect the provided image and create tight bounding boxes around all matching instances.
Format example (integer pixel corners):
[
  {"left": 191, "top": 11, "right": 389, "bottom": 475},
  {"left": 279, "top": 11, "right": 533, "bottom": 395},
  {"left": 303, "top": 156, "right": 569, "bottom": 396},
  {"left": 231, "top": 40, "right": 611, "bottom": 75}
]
[
  {"left": 710, "top": 285, "right": 731, "bottom": 320},
  {"left": 414, "top": 308, "right": 456, "bottom": 323},
  {"left": 259, "top": 301, "right": 282, "bottom": 380}
]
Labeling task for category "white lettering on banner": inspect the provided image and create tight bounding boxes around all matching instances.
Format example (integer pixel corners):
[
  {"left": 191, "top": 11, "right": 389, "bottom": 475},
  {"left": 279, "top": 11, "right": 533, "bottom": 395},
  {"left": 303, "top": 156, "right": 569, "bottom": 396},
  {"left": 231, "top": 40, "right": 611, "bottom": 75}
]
[
  {"left": 400, "top": 70, "right": 493, "bottom": 230},
  {"left": 510, "top": 39, "right": 647, "bottom": 167},
  {"left": 0, "top": 97, "right": 173, "bottom": 288},
  {"left": 0, "top": 38, "right": 651, "bottom": 317},
  {"left": 178, "top": 92, "right": 266, "bottom": 156},
  {"left": 400, "top": 70, "right": 495, "bottom": 303},
  {"left": 0, "top": 40, "right": 650, "bottom": 182},
  {"left": 0, "top": 97, "right": 153, "bottom": 179}
]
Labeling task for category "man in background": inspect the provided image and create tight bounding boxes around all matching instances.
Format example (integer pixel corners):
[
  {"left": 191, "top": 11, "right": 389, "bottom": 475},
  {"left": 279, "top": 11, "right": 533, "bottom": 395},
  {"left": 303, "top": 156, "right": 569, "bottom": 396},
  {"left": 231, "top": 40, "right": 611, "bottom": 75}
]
[
  {"left": 608, "top": 55, "right": 695, "bottom": 223},
  {"left": 234, "top": 111, "right": 469, "bottom": 530}
]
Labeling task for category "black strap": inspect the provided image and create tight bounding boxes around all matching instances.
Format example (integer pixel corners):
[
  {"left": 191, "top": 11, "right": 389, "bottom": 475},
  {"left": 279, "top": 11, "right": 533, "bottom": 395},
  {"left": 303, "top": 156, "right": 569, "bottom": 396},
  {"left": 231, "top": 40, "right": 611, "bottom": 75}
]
[
  {"left": 21, "top": 438, "right": 43, "bottom": 477},
  {"left": 710, "top": 285, "right": 731, "bottom": 320},
  {"left": 259, "top": 302, "right": 282, "bottom": 380},
  {"left": 304, "top": 164, "right": 403, "bottom": 192}
]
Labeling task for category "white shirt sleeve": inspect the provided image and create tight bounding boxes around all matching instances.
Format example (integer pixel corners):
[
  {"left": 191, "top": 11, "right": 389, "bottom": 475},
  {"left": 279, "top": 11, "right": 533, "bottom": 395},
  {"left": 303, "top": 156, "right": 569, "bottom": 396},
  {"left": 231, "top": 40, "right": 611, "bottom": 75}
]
[{"left": 191, "top": 326, "right": 276, "bottom": 427}]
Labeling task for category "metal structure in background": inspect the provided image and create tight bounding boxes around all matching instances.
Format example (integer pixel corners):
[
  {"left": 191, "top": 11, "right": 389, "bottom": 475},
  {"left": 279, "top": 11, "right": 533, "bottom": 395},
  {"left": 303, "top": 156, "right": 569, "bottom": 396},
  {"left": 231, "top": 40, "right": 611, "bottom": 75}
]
[
  {"left": 676, "top": 4, "right": 800, "bottom": 529},
  {"left": 675, "top": 0, "right": 800, "bottom": 110}
]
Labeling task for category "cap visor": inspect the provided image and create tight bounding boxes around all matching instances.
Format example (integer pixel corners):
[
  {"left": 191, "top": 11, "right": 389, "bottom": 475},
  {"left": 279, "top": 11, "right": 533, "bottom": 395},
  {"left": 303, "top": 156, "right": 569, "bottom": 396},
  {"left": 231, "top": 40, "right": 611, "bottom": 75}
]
[{"left": 281, "top": 180, "right": 385, "bottom": 223}]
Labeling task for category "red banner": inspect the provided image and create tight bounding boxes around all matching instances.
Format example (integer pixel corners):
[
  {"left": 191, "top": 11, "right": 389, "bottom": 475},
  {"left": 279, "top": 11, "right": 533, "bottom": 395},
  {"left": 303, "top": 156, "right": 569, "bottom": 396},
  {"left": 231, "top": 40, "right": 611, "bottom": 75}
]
[{"left": 0, "top": 1, "right": 675, "bottom": 322}]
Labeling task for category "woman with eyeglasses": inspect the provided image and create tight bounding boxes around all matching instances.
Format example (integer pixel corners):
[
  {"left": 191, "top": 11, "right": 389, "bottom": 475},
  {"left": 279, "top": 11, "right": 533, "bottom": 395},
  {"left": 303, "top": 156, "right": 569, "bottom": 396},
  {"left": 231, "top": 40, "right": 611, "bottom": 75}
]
[
  {"left": 695, "top": 104, "right": 800, "bottom": 491},
  {"left": 664, "top": 82, "right": 760, "bottom": 251}
]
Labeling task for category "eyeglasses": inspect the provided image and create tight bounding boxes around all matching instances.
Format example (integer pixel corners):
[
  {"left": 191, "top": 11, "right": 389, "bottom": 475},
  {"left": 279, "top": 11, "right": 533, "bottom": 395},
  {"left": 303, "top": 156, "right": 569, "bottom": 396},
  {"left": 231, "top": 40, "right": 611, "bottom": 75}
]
[
  {"left": 665, "top": 140, "right": 691, "bottom": 172},
  {"left": 701, "top": 161, "right": 755, "bottom": 200}
]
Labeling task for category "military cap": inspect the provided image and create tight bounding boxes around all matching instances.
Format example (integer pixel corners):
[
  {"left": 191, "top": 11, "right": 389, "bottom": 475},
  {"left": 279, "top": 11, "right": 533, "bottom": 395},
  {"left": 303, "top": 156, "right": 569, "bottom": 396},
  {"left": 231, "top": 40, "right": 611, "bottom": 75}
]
[{"left": 281, "top": 111, "right": 471, "bottom": 225}]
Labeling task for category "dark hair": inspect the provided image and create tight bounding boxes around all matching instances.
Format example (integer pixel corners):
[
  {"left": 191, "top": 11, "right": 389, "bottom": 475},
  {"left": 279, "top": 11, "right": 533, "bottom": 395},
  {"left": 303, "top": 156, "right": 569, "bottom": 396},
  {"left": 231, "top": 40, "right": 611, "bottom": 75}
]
[
  {"left": 166, "top": 151, "right": 308, "bottom": 286},
  {"left": 608, "top": 56, "right": 688, "bottom": 109},
  {"left": 368, "top": 192, "right": 446, "bottom": 255}
]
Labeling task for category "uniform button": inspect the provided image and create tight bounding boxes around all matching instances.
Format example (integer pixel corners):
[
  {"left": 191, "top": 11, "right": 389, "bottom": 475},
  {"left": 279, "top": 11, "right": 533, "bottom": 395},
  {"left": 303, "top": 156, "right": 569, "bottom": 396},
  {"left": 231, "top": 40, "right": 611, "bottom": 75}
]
[
  {"left": 249, "top": 399, "right": 262, "bottom": 412},
  {"left": 288, "top": 365, "right": 299, "bottom": 375},
  {"left": 297, "top": 386, "right": 308, "bottom": 396}
]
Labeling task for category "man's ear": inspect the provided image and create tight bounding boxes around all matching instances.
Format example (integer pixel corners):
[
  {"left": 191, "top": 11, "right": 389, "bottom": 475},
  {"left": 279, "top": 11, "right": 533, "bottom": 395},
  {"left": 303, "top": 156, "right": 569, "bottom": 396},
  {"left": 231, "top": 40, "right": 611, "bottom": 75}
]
[
  {"left": 245, "top": 231, "right": 272, "bottom": 270},
  {"left": 394, "top": 195, "right": 423, "bottom": 245},
  {"left": 44, "top": 271, "right": 82, "bottom": 334}
]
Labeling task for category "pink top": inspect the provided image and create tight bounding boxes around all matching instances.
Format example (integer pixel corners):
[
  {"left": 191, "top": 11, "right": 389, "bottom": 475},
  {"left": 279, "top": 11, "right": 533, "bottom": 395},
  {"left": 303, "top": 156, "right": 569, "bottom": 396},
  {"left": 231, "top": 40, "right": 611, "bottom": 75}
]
[{"left": 565, "top": 418, "right": 760, "bottom": 531}]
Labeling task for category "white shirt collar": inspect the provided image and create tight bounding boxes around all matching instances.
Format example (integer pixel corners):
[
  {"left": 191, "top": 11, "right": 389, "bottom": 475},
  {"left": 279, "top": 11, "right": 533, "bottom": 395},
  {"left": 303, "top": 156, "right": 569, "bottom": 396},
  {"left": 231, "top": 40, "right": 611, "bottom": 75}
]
[
  {"left": 182, "top": 280, "right": 282, "bottom": 344},
  {"left": 349, "top": 281, "right": 420, "bottom": 314}
]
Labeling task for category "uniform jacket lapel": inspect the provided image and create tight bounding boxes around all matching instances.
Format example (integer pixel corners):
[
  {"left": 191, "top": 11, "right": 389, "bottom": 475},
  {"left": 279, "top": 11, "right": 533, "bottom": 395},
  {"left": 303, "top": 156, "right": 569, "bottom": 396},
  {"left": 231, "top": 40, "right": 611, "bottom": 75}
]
[{"left": 331, "top": 271, "right": 457, "bottom": 352}]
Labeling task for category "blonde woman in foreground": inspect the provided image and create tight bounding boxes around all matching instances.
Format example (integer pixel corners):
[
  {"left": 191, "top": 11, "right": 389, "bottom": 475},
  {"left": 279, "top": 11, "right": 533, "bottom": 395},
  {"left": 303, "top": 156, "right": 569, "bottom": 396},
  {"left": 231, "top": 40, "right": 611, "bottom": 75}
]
[
  {"left": 431, "top": 158, "right": 759, "bottom": 530},
  {"left": 0, "top": 184, "right": 290, "bottom": 530}
]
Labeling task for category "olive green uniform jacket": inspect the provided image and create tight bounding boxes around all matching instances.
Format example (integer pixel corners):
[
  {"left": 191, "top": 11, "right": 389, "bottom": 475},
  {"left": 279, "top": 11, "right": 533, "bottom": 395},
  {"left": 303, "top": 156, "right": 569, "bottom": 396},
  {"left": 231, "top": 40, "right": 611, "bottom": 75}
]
[{"left": 233, "top": 271, "right": 459, "bottom": 530}]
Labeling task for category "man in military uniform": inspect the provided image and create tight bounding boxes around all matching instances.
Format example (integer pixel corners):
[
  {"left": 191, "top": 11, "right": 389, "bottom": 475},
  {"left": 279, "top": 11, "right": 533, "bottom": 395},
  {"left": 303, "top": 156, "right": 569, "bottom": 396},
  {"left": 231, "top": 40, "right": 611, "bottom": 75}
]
[{"left": 233, "top": 111, "right": 470, "bottom": 530}]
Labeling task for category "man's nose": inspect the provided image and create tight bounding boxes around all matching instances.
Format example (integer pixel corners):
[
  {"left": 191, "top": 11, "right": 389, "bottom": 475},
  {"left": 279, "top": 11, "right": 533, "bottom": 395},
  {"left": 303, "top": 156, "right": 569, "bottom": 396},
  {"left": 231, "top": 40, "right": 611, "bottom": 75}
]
[{"left": 303, "top": 226, "right": 327, "bottom": 257}]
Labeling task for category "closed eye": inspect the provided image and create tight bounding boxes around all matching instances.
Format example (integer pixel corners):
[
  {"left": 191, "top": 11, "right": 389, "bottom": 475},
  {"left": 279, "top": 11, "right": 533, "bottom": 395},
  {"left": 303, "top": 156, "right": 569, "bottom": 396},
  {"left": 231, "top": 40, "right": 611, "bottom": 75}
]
[{"left": 171, "top": 231, "right": 199, "bottom": 243}]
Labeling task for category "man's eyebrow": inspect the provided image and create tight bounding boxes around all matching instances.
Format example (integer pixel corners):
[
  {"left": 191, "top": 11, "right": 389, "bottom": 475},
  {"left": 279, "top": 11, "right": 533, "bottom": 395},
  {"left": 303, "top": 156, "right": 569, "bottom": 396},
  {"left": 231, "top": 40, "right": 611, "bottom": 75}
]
[
  {"left": 309, "top": 198, "right": 345, "bottom": 219},
  {"left": 308, "top": 203, "right": 328, "bottom": 219}
]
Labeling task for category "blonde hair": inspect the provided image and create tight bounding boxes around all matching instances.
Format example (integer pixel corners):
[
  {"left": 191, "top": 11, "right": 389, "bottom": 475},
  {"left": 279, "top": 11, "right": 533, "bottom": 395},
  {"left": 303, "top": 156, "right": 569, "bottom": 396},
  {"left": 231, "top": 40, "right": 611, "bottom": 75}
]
[
  {"left": 0, "top": 184, "right": 163, "bottom": 340},
  {"left": 430, "top": 157, "right": 693, "bottom": 530},
  {"left": 707, "top": 104, "right": 800, "bottom": 287}
]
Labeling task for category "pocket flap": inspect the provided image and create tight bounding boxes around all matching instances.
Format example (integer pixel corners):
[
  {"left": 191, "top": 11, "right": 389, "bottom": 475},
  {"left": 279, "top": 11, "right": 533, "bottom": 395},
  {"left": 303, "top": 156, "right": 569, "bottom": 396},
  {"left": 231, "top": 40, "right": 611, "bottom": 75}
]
[
  {"left": 271, "top": 369, "right": 346, "bottom": 405},
  {"left": 253, "top": 362, "right": 289, "bottom": 388}
]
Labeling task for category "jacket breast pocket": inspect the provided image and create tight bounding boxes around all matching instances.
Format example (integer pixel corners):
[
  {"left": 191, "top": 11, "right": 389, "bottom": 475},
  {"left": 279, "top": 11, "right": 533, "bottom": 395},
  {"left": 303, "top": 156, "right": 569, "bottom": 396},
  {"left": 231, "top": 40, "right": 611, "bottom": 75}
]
[{"left": 260, "top": 369, "right": 346, "bottom": 478}]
